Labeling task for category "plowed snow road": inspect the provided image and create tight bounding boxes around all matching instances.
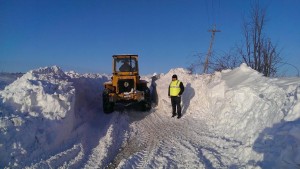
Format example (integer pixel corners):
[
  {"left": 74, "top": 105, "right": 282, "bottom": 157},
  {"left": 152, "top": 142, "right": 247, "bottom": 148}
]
[{"left": 104, "top": 108, "right": 243, "bottom": 168}]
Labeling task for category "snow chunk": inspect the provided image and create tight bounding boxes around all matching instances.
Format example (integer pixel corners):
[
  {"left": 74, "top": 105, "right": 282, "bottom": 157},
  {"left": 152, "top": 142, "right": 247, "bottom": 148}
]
[
  {"left": 166, "top": 68, "right": 191, "bottom": 76},
  {"left": 220, "top": 63, "right": 262, "bottom": 89}
]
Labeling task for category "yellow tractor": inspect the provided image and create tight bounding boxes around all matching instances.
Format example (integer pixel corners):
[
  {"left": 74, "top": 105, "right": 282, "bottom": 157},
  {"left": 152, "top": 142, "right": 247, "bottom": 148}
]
[{"left": 102, "top": 54, "right": 151, "bottom": 113}]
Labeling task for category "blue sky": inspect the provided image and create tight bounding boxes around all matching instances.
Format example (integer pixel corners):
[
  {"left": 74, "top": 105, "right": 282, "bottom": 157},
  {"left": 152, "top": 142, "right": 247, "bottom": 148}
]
[{"left": 1, "top": 0, "right": 299, "bottom": 76}]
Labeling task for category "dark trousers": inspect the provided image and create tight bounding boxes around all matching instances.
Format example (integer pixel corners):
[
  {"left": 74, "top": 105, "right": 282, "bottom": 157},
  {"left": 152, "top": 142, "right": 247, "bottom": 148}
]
[{"left": 171, "top": 96, "right": 181, "bottom": 116}]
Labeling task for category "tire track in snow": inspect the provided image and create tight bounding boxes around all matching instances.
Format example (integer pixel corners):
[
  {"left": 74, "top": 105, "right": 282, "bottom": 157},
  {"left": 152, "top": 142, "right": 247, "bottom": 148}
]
[
  {"left": 27, "top": 143, "right": 84, "bottom": 169},
  {"left": 110, "top": 108, "right": 244, "bottom": 168},
  {"left": 84, "top": 112, "right": 130, "bottom": 168},
  {"left": 106, "top": 110, "right": 160, "bottom": 169}
]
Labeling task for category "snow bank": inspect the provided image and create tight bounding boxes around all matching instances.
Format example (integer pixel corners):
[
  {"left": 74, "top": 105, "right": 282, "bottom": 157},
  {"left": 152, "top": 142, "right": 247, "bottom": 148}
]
[
  {"left": 204, "top": 64, "right": 300, "bottom": 167},
  {"left": 208, "top": 63, "right": 300, "bottom": 136},
  {"left": 0, "top": 66, "right": 77, "bottom": 167},
  {"left": 0, "top": 64, "right": 300, "bottom": 168},
  {"left": 154, "top": 64, "right": 300, "bottom": 168},
  {"left": 0, "top": 66, "right": 113, "bottom": 168},
  {"left": 0, "top": 66, "right": 75, "bottom": 120}
]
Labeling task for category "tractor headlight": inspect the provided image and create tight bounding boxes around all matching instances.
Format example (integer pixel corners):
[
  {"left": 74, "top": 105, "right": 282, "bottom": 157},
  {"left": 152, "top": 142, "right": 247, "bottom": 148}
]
[{"left": 124, "top": 82, "right": 129, "bottom": 87}]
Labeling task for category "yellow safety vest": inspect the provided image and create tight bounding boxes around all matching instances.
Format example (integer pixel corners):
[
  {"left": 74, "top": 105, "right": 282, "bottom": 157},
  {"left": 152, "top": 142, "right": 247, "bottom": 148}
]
[{"left": 169, "top": 80, "right": 181, "bottom": 96}]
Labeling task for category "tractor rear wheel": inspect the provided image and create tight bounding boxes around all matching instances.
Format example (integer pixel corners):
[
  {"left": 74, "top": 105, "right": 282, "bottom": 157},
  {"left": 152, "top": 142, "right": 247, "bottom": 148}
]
[
  {"left": 102, "top": 89, "right": 114, "bottom": 114},
  {"left": 141, "top": 87, "right": 151, "bottom": 111},
  {"left": 140, "top": 101, "right": 151, "bottom": 111}
]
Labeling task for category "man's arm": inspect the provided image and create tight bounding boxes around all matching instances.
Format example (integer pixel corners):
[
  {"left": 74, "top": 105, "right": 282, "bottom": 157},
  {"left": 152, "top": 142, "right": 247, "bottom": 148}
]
[{"left": 178, "top": 82, "right": 184, "bottom": 96}]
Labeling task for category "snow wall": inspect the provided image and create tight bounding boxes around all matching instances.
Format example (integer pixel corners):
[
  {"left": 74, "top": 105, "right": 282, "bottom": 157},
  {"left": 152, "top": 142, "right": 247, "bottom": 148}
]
[
  {"left": 1, "top": 64, "right": 300, "bottom": 168},
  {"left": 155, "top": 64, "right": 300, "bottom": 168},
  {"left": 0, "top": 66, "right": 110, "bottom": 167}
]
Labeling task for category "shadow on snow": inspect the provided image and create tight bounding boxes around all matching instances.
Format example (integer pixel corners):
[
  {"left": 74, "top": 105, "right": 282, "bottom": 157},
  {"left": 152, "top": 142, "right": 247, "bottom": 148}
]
[{"left": 251, "top": 118, "right": 300, "bottom": 168}]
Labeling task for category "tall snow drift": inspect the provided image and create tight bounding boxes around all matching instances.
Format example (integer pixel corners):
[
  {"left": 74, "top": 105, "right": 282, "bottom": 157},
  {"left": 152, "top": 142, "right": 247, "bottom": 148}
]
[
  {"left": 0, "top": 64, "right": 300, "bottom": 168},
  {"left": 154, "top": 63, "right": 300, "bottom": 168},
  {"left": 0, "top": 66, "right": 75, "bottom": 120},
  {"left": 0, "top": 66, "right": 76, "bottom": 167}
]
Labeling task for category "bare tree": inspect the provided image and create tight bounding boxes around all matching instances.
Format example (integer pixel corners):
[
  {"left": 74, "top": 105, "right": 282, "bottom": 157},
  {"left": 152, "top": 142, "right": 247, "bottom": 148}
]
[
  {"left": 188, "top": 50, "right": 241, "bottom": 74},
  {"left": 187, "top": 53, "right": 206, "bottom": 74},
  {"left": 238, "top": 1, "right": 282, "bottom": 77},
  {"left": 189, "top": 2, "right": 282, "bottom": 75},
  {"left": 210, "top": 50, "right": 241, "bottom": 72},
  {"left": 262, "top": 38, "right": 281, "bottom": 76}
]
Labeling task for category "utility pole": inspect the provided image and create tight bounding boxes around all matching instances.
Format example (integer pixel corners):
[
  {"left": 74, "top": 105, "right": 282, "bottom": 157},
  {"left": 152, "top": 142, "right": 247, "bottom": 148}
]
[{"left": 203, "top": 24, "right": 221, "bottom": 73}]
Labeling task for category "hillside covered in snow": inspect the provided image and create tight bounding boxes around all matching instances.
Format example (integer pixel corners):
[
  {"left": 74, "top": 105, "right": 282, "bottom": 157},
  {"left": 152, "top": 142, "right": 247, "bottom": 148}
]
[{"left": 0, "top": 64, "right": 300, "bottom": 168}]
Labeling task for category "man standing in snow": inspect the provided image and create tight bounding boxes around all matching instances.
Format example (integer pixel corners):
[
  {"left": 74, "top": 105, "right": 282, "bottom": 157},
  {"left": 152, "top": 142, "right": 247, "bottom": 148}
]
[
  {"left": 168, "top": 74, "right": 184, "bottom": 119},
  {"left": 150, "top": 73, "right": 159, "bottom": 107}
]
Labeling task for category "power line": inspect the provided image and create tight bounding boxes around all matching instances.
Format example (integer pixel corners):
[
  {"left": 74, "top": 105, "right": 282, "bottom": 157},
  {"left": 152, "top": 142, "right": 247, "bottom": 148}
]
[
  {"left": 205, "top": 0, "right": 211, "bottom": 26},
  {"left": 203, "top": 24, "right": 221, "bottom": 73},
  {"left": 212, "top": 0, "right": 215, "bottom": 24},
  {"left": 205, "top": 0, "right": 221, "bottom": 26}
]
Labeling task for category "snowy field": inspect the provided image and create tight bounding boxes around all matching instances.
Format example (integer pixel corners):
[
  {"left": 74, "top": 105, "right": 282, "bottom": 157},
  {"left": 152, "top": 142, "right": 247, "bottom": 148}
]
[{"left": 0, "top": 64, "right": 300, "bottom": 168}]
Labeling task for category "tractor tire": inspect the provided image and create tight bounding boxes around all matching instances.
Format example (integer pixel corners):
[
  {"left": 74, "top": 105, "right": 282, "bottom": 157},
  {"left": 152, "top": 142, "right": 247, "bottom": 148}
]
[
  {"left": 140, "top": 101, "right": 151, "bottom": 111},
  {"left": 141, "top": 87, "right": 151, "bottom": 111},
  {"left": 102, "top": 90, "right": 114, "bottom": 114}
]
